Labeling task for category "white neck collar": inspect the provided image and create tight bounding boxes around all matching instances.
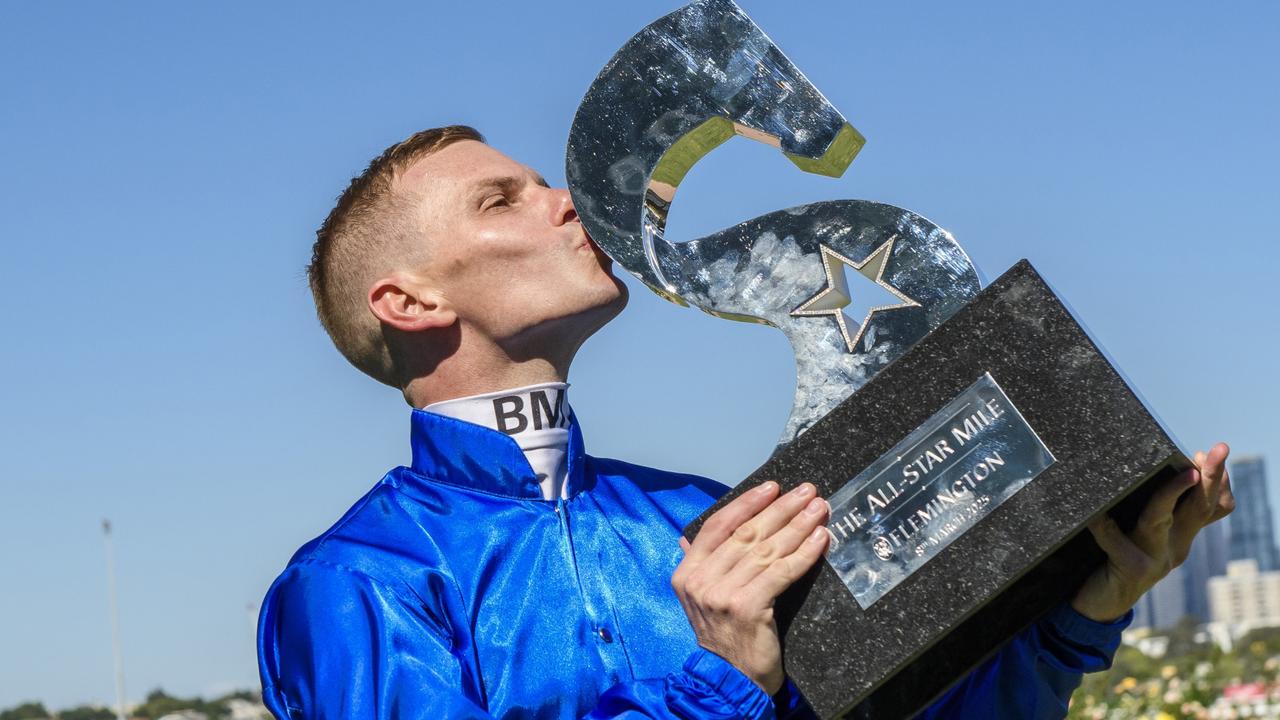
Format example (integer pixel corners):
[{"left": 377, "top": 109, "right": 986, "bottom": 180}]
[{"left": 423, "top": 382, "right": 572, "bottom": 500}]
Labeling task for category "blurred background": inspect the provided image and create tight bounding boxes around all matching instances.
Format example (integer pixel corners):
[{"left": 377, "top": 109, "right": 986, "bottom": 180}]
[{"left": 1, "top": 1, "right": 1276, "bottom": 718}]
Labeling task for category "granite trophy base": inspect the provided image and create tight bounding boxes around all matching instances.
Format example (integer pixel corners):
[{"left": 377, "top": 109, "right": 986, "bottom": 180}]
[{"left": 684, "top": 260, "right": 1189, "bottom": 719}]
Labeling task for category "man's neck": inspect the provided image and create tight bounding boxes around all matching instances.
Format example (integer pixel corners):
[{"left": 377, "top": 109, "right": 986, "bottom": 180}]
[
  {"left": 404, "top": 357, "right": 566, "bottom": 408},
  {"left": 399, "top": 316, "right": 589, "bottom": 408}
]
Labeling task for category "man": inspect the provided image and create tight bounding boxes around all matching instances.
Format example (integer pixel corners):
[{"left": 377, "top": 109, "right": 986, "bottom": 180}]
[{"left": 257, "top": 126, "right": 1234, "bottom": 719}]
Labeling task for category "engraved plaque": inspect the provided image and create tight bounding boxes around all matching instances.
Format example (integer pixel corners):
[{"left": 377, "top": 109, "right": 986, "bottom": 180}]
[{"left": 825, "top": 373, "right": 1056, "bottom": 608}]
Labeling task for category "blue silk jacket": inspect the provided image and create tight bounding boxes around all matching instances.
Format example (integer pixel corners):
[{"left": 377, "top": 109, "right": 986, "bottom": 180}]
[{"left": 257, "top": 409, "right": 1131, "bottom": 719}]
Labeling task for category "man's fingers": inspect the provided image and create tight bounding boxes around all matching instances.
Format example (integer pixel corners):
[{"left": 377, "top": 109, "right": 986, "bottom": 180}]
[
  {"left": 1168, "top": 503, "right": 1204, "bottom": 568},
  {"left": 685, "top": 481, "right": 780, "bottom": 562},
  {"left": 1202, "top": 442, "right": 1230, "bottom": 504},
  {"left": 1169, "top": 442, "right": 1234, "bottom": 540},
  {"left": 1190, "top": 449, "right": 1213, "bottom": 510},
  {"left": 696, "top": 483, "right": 818, "bottom": 579},
  {"left": 1088, "top": 514, "right": 1149, "bottom": 569},
  {"left": 1165, "top": 445, "right": 1232, "bottom": 566},
  {"left": 679, "top": 537, "right": 691, "bottom": 553},
  {"left": 1144, "top": 470, "right": 1197, "bottom": 523},
  {"left": 1203, "top": 442, "right": 1230, "bottom": 472},
  {"left": 1210, "top": 469, "right": 1236, "bottom": 524},
  {"left": 1132, "top": 470, "right": 1197, "bottom": 552},
  {"left": 721, "top": 496, "right": 829, "bottom": 589},
  {"left": 1170, "top": 472, "right": 1236, "bottom": 568},
  {"left": 741, "top": 525, "right": 830, "bottom": 603},
  {"left": 1176, "top": 465, "right": 1216, "bottom": 526}
]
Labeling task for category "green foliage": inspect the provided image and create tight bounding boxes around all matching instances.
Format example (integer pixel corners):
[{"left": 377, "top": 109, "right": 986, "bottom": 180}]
[
  {"left": 1066, "top": 619, "right": 1280, "bottom": 719},
  {"left": 0, "top": 690, "right": 267, "bottom": 720},
  {"left": 0, "top": 702, "right": 51, "bottom": 720},
  {"left": 1163, "top": 616, "right": 1202, "bottom": 658},
  {"left": 131, "top": 689, "right": 225, "bottom": 720},
  {"left": 57, "top": 708, "right": 116, "bottom": 720}
]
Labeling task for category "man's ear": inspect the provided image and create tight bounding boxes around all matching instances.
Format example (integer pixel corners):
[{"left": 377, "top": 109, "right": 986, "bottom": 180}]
[{"left": 368, "top": 273, "right": 457, "bottom": 332}]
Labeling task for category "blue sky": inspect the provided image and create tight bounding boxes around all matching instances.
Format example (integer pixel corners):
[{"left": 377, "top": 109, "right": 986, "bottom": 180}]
[{"left": 1, "top": 0, "right": 1276, "bottom": 709}]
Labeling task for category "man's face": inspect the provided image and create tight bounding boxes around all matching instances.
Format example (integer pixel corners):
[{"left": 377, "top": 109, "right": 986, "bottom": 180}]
[{"left": 399, "top": 140, "right": 627, "bottom": 349}]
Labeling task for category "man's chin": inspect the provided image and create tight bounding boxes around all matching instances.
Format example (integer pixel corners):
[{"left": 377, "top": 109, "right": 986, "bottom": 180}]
[
  {"left": 579, "top": 282, "right": 629, "bottom": 337},
  {"left": 587, "top": 281, "right": 629, "bottom": 327},
  {"left": 518, "top": 290, "right": 629, "bottom": 358},
  {"left": 609, "top": 275, "right": 629, "bottom": 308}
]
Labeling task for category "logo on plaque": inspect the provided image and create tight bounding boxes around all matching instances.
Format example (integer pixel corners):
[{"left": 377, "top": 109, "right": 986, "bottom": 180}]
[{"left": 871, "top": 537, "right": 893, "bottom": 562}]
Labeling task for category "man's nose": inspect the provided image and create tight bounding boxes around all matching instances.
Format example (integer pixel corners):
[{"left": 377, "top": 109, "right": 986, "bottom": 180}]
[{"left": 548, "top": 187, "right": 579, "bottom": 226}]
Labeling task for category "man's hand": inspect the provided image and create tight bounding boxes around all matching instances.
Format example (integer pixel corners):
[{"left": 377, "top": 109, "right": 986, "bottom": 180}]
[
  {"left": 671, "top": 481, "right": 830, "bottom": 694},
  {"left": 1072, "top": 442, "right": 1235, "bottom": 622}
]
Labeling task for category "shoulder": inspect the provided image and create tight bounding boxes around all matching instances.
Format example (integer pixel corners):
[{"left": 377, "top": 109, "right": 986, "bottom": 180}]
[
  {"left": 589, "top": 455, "right": 730, "bottom": 499},
  {"left": 267, "top": 468, "right": 461, "bottom": 614},
  {"left": 284, "top": 473, "right": 403, "bottom": 567},
  {"left": 257, "top": 552, "right": 461, "bottom": 717},
  {"left": 585, "top": 456, "right": 733, "bottom": 530},
  {"left": 262, "top": 554, "right": 400, "bottom": 626},
  {"left": 260, "top": 473, "right": 463, "bottom": 665}
]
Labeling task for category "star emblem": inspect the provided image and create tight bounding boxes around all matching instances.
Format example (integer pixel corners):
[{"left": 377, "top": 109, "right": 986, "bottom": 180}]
[{"left": 790, "top": 236, "right": 920, "bottom": 353}]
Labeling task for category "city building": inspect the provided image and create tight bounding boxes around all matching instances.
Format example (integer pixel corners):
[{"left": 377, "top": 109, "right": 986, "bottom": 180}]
[
  {"left": 1226, "top": 456, "right": 1279, "bottom": 572},
  {"left": 1133, "top": 563, "right": 1188, "bottom": 630},
  {"left": 1207, "top": 559, "right": 1280, "bottom": 627},
  {"left": 1183, "top": 518, "right": 1229, "bottom": 622}
]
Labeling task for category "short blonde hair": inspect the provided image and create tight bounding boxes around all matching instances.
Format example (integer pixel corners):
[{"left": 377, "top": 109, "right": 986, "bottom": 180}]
[{"left": 307, "top": 125, "right": 484, "bottom": 387}]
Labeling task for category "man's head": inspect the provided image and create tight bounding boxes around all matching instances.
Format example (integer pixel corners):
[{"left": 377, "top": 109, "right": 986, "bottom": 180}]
[{"left": 308, "top": 126, "right": 627, "bottom": 395}]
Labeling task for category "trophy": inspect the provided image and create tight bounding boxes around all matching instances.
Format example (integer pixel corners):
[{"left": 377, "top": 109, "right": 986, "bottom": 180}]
[{"left": 566, "top": 1, "right": 1187, "bottom": 717}]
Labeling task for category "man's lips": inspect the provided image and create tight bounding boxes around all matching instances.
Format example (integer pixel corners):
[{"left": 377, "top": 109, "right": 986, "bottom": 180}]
[{"left": 581, "top": 229, "right": 612, "bottom": 265}]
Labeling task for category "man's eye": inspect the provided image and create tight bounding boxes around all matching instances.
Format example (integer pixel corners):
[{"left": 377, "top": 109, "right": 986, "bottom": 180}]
[{"left": 483, "top": 195, "right": 511, "bottom": 211}]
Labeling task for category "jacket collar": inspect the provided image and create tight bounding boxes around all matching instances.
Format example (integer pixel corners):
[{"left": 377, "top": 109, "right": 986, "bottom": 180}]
[{"left": 408, "top": 407, "right": 588, "bottom": 500}]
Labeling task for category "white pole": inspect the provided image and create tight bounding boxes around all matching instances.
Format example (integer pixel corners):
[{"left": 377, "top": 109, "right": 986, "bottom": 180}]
[{"left": 102, "top": 519, "right": 128, "bottom": 720}]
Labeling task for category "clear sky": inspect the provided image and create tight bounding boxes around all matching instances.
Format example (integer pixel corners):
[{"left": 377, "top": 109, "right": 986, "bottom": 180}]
[{"left": 1, "top": 0, "right": 1276, "bottom": 710}]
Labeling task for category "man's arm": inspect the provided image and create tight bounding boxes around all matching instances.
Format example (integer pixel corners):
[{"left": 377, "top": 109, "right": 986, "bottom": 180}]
[
  {"left": 258, "top": 560, "right": 491, "bottom": 719},
  {"left": 911, "top": 602, "right": 1130, "bottom": 719},
  {"left": 258, "top": 559, "right": 783, "bottom": 720}
]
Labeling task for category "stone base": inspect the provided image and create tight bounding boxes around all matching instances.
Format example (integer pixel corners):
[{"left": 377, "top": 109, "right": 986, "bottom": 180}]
[{"left": 685, "top": 260, "right": 1188, "bottom": 719}]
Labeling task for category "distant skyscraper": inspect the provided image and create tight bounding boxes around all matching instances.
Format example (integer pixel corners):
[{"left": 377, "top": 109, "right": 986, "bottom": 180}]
[
  {"left": 1227, "top": 456, "right": 1279, "bottom": 572},
  {"left": 1184, "top": 518, "right": 1228, "bottom": 622},
  {"left": 1133, "top": 563, "right": 1189, "bottom": 630}
]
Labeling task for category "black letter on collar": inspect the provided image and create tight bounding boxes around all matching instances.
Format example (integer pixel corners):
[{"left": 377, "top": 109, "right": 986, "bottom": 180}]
[
  {"left": 493, "top": 396, "right": 527, "bottom": 435},
  {"left": 531, "top": 389, "right": 564, "bottom": 430}
]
